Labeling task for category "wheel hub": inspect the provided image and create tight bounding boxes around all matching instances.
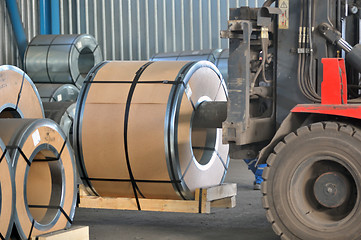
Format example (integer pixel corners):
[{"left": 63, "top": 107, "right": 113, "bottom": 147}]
[{"left": 313, "top": 172, "right": 350, "bottom": 208}]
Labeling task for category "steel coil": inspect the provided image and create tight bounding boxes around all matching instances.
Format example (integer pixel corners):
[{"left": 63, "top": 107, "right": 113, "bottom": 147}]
[
  {"left": 0, "top": 119, "right": 77, "bottom": 239},
  {"left": 24, "top": 34, "right": 103, "bottom": 88},
  {"left": 151, "top": 49, "right": 229, "bottom": 82},
  {"left": 214, "top": 49, "right": 229, "bottom": 83},
  {"left": 0, "top": 138, "right": 15, "bottom": 240},
  {"left": 74, "top": 61, "right": 229, "bottom": 200},
  {"left": 43, "top": 102, "right": 76, "bottom": 145},
  {"left": 0, "top": 65, "right": 44, "bottom": 119},
  {"left": 35, "top": 84, "right": 80, "bottom": 102}
]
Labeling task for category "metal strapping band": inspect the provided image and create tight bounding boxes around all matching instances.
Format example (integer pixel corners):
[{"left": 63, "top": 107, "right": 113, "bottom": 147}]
[
  {"left": 15, "top": 72, "right": 26, "bottom": 112},
  {"left": 6, "top": 146, "right": 31, "bottom": 166},
  {"left": 198, "top": 189, "right": 203, "bottom": 213},
  {"left": 23, "top": 139, "right": 67, "bottom": 163},
  {"left": 82, "top": 177, "right": 181, "bottom": 184},
  {"left": 83, "top": 80, "right": 179, "bottom": 84},
  {"left": 123, "top": 62, "right": 154, "bottom": 210},
  {"left": 28, "top": 205, "right": 73, "bottom": 224},
  {"left": 27, "top": 219, "right": 35, "bottom": 240},
  {"left": 0, "top": 149, "right": 7, "bottom": 164}
]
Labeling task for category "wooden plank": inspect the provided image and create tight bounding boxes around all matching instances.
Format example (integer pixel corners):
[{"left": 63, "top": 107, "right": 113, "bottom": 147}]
[
  {"left": 206, "top": 183, "right": 237, "bottom": 202},
  {"left": 211, "top": 196, "right": 236, "bottom": 208},
  {"left": 79, "top": 183, "right": 237, "bottom": 214},
  {"left": 31, "top": 226, "right": 89, "bottom": 240},
  {"left": 79, "top": 196, "right": 202, "bottom": 213}
]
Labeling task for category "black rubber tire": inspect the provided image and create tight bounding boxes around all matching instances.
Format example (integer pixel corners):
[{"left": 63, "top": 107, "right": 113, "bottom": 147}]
[{"left": 262, "top": 122, "right": 361, "bottom": 240}]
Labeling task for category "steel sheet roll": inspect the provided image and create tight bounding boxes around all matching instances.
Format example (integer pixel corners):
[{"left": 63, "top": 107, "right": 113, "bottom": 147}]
[
  {"left": 36, "top": 84, "right": 80, "bottom": 102},
  {"left": 0, "top": 65, "right": 44, "bottom": 119},
  {"left": 24, "top": 34, "right": 103, "bottom": 88},
  {"left": 151, "top": 49, "right": 229, "bottom": 82},
  {"left": 74, "top": 61, "right": 229, "bottom": 200},
  {"left": 214, "top": 49, "right": 229, "bottom": 83},
  {"left": 0, "top": 138, "right": 15, "bottom": 240},
  {"left": 0, "top": 119, "right": 77, "bottom": 239},
  {"left": 43, "top": 102, "right": 76, "bottom": 144}
]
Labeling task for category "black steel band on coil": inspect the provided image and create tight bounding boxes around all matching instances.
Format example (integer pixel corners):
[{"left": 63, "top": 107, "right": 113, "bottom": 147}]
[{"left": 123, "top": 62, "right": 154, "bottom": 209}]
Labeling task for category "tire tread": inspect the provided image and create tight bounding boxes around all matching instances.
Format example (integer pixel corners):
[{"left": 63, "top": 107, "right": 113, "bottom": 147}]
[{"left": 262, "top": 121, "right": 361, "bottom": 240}]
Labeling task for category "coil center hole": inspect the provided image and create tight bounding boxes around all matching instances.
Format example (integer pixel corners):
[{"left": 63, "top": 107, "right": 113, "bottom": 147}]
[
  {"left": 0, "top": 107, "right": 21, "bottom": 118},
  {"left": 191, "top": 100, "right": 217, "bottom": 166},
  {"left": 78, "top": 47, "right": 95, "bottom": 78},
  {"left": 26, "top": 148, "right": 63, "bottom": 225}
]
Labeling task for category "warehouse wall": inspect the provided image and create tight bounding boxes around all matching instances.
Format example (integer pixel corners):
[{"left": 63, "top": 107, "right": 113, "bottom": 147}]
[
  {"left": 0, "top": 0, "right": 39, "bottom": 67},
  {"left": 1, "top": 0, "right": 263, "bottom": 66}
]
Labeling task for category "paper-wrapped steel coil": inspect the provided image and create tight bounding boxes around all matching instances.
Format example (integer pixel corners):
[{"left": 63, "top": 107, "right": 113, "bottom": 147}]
[
  {"left": 74, "top": 61, "right": 229, "bottom": 200},
  {"left": 0, "top": 119, "right": 77, "bottom": 239},
  {"left": 24, "top": 34, "right": 103, "bottom": 88},
  {"left": 0, "top": 138, "right": 15, "bottom": 240},
  {"left": 35, "top": 84, "right": 80, "bottom": 102},
  {"left": 151, "top": 49, "right": 229, "bottom": 82},
  {"left": 43, "top": 102, "right": 76, "bottom": 144},
  {"left": 0, "top": 65, "right": 44, "bottom": 119}
]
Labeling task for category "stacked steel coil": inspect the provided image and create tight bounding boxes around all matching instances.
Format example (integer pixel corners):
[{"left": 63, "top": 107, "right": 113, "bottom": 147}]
[
  {"left": 24, "top": 34, "right": 103, "bottom": 88},
  {"left": 74, "top": 61, "right": 229, "bottom": 202},
  {"left": 24, "top": 34, "right": 103, "bottom": 113},
  {"left": 0, "top": 119, "right": 77, "bottom": 239},
  {"left": 0, "top": 65, "right": 44, "bottom": 118},
  {"left": 35, "top": 84, "right": 80, "bottom": 102},
  {"left": 0, "top": 66, "right": 77, "bottom": 239},
  {"left": 151, "top": 49, "right": 229, "bottom": 82},
  {"left": 43, "top": 102, "right": 76, "bottom": 143}
]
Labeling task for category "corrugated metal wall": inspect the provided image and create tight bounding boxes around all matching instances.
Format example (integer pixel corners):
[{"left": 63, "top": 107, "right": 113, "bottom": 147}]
[
  {"left": 0, "top": 0, "right": 39, "bottom": 67},
  {"left": 1, "top": 0, "right": 262, "bottom": 66}
]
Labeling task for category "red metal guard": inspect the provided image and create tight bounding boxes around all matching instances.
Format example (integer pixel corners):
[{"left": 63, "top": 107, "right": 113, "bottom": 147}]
[
  {"left": 321, "top": 58, "right": 347, "bottom": 104},
  {"left": 292, "top": 58, "right": 361, "bottom": 120}
]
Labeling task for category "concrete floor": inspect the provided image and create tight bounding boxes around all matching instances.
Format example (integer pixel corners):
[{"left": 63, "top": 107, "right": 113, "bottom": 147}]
[{"left": 73, "top": 160, "right": 279, "bottom": 240}]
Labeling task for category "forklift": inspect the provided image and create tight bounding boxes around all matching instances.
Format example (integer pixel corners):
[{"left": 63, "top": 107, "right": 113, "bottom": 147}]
[{"left": 195, "top": 0, "right": 361, "bottom": 239}]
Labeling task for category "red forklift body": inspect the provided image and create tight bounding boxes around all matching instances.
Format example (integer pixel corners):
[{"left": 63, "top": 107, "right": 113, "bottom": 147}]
[{"left": 292, "top": 58, "right": 361, "bottom": 119}]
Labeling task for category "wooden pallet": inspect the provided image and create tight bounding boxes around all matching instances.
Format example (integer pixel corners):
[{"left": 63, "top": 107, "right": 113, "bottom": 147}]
[
  {"left": 31, "top": 226, "right": 89, "bottom": 240},
  {"left": 79, "top": 183, "right": 237, "bottom": 214}
]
